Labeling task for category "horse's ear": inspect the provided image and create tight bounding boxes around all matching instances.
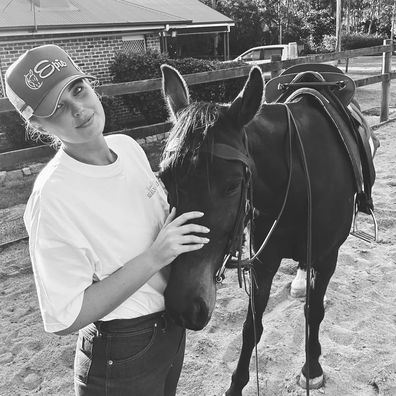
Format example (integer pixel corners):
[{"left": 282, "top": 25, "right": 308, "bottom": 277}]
[
  {"left": 161, "top": 64, "right": 190, "bottom": 120},
  {"left": 228, "top": 67, "right": 263, "bottom": 127}
]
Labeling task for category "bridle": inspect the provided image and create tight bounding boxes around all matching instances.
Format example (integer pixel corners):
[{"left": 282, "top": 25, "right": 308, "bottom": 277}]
[{"left": 206, "top": 132, "right": 255, "bottom": 288}]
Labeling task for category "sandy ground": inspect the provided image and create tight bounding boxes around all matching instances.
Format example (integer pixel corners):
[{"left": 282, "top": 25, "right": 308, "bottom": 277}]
[{"left": 1, "top": 92, "right": 396, "bottom": 394}]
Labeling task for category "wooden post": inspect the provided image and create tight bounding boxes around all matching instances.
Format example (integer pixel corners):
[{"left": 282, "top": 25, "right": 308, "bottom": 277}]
[
  {"left": 335, "top": 0, "right": 342, "bottom": 66},
  {"left": 380, "top": 39, "right": 392, "bottom": 122},
  {"left": 270, "top": 54, "right": 282, "bottom": 78},
  {"left": 223, "top": 31, "right": 230, "bottom": 61}
]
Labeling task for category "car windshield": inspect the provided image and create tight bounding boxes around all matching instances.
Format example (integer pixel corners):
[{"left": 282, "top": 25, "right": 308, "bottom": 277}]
[{"left": 240, "top": 47, "right": 284, "bottom": 61}]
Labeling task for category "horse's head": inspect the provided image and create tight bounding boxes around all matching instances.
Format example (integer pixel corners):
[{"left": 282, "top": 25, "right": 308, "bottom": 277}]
[{"left": 160, "top": 65, "right": 263, "bottom": 330}]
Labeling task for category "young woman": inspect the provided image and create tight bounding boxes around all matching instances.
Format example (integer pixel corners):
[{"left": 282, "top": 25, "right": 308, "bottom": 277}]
[{"left": 5, "top": 44, "right": 210, "bottom": 396}]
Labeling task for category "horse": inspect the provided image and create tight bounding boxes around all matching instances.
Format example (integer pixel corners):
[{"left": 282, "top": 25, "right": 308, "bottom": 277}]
[{"left": 159, "top": 64, "right": 363, "bottom": 395}]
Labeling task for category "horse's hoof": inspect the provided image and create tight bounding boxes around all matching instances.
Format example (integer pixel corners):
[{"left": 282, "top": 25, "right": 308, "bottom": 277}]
[{"left": 299, "top": 371, "right": 324, "bottom": 389}]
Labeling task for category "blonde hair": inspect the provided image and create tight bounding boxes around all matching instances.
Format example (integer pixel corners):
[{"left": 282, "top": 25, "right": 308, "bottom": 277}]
[{"left": 25, "top": 117, "right": 62, "bottom": 150}]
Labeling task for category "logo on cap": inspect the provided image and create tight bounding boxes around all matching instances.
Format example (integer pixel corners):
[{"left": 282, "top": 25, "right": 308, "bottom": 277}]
[
  {"left": 25, "top": 70, "right": 42, "bottom": 90},
  {"left": 24, "top": 58, "right": 68, "bottom": 90}
]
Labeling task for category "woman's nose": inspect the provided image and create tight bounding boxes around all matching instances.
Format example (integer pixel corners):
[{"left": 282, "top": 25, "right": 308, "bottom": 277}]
[{"left": 72, "top": 103, "right": 85, "bottom": 118}]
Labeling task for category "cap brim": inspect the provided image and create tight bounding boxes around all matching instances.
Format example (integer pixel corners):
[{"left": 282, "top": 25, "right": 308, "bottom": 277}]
[{"left": 34, "top": 74, "right": 96, "bottom": 118}]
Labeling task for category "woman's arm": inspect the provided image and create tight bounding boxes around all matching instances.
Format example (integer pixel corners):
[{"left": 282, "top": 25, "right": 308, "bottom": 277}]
[{"left": 55, "top": 209, "right": 209, "bottom": 335}]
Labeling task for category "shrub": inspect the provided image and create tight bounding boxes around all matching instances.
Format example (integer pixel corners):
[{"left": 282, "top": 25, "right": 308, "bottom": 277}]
[
  {"left": 342, "top": 33, "right": 385, "bottom": 50},
  {"left": 109, "top": 50, "right": 246, "bottom": 125}
]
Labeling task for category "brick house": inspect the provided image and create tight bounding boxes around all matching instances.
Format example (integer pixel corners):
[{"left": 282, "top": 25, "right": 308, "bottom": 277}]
[
  {"left": 0, "top": 0, "right": 234, "bottom": 96},
  {"left": 0, "top": 0, "right": 233, "bottom": 150}
]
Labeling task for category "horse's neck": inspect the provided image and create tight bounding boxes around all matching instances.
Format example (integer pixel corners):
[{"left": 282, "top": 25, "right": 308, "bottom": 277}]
[
  {"left": 246, "top": 104, "right": 292, "bottom": 212},
  {"left": 248, "top": 104, "right": 290, "bottom": 177}
]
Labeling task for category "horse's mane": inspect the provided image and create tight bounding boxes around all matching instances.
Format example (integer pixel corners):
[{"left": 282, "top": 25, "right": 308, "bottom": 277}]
[{"left": 160, "top": 101, "right": 224, "bottom": 171}]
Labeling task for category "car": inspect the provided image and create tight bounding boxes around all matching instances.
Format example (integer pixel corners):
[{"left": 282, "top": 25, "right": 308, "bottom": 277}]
[{"left": 232, "top": 42, "right": 298, "bottom": 65}]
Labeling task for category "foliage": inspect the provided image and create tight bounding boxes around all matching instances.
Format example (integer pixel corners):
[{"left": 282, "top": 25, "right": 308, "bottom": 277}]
[
  {"left": 306, "top": 9, "right": 336, "bottom": 48},
  {"left": 200, "top": 0, "right": 394, "bottom": 56},
  {"left": 201, "top": 0, "right": 308, "bottom": 58},
  {"left": 342, "top": 33, "right": 385, "bottom": 49},
  {"left": 321, "top": 35, "right": 338, "bottom": 52},
  {"left": 109, "top": 51, "right": 246, "bottom": 125}
]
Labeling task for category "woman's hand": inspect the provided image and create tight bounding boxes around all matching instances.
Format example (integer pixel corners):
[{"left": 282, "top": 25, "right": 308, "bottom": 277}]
[{"left": 150, "top": 207, "right": 210, "bottom": 268}]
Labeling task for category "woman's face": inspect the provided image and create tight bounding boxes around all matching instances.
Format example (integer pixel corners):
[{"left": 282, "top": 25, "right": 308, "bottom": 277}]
[{"left": 33, "top": 79, "right": 106, "bottom": 145}]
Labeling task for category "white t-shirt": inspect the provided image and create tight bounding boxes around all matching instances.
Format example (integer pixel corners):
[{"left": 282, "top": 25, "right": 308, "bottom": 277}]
[{"left": 24, "top": 134, "right": 168, "bottom": 333}]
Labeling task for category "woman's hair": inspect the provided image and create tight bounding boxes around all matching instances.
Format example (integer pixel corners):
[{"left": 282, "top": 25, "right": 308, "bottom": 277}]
[{"left": 25, "top": 117, "right": 62, "bottom": 150}]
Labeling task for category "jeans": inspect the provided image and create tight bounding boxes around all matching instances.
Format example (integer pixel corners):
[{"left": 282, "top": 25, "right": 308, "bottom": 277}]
[{"left": 74, "top": 311, "right": 186, "bottom": 396}]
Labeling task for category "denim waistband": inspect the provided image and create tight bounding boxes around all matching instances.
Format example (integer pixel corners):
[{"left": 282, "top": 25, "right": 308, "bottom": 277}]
[{"left": 92, "top": 311, "right": 167, "bottom": 335}]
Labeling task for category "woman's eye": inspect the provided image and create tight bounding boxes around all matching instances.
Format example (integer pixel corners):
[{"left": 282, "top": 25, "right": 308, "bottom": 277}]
[{"left": 74, "top": 86, "right": 83, "bottom": 95}]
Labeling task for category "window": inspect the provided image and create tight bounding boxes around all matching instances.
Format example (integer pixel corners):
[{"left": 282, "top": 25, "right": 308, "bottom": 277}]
[
  {"left": 241, "top": 49, "right": 261, "bottom": 61},
  {"left": 121, "top": 35, "right": 146, "bottom": 54},
  {"left": 262, "top": 48, "right": 283, "bottom": 60}
]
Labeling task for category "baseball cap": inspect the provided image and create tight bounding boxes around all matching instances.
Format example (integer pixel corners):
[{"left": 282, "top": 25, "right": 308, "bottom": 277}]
[{"left": 5, "top": 44, "right": 95, "bottom": 120}]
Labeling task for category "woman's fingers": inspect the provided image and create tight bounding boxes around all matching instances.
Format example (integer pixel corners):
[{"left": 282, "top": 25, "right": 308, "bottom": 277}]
[
  {"left": 170, "top": 211, "right": 205, "bottom": 226},
  {"left": 180, "top": 243, "right": 206, "bottom": 253},
  {"left": 163, "top": 207, "right": 177, "bottom": 226},
  {"left": 177, "top": 223, "right": 210, "bottom": 235},
  {"left": 179, "top": 235, "right": 210, "bottom": 245}
]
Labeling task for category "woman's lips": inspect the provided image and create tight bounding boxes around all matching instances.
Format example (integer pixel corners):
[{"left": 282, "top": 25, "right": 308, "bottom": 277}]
[{"left": 76, "top": 114, "right": 94, "bottom": 129}]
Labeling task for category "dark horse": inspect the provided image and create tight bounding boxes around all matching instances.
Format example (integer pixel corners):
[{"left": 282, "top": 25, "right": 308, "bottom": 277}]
[{"left": 159, "top": 65, "right": 358, "bottom": 394}]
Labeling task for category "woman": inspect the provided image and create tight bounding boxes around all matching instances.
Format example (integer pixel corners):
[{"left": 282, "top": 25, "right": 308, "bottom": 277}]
[{"left": 5, "top": 44, "right": 210, "bottom": 395}]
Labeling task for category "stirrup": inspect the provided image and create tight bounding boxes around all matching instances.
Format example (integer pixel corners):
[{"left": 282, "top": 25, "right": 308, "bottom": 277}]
[{"left": 350, "top": 203, "right": 378, "bottom": 243}]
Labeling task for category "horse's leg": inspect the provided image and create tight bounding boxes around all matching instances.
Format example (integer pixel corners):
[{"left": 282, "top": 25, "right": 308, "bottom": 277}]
[
  {"left": 224, "top": 253, "right": 282, "bottom": 396},
  {"left": 299, "top": 248, "right": 339, "bottom": 389}
]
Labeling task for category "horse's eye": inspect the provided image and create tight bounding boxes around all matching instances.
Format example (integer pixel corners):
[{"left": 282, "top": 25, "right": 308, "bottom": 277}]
[{"left": 224, "top": 182, "right": 241, "bottom": 196}]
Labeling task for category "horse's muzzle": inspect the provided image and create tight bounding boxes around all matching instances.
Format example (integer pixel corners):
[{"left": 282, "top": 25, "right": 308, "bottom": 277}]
[{"left": 167, "top": 297, "right": 210, "bottom": 331}]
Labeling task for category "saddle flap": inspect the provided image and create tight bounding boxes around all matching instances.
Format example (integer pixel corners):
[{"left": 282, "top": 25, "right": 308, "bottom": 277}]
[{"left": 265, "top": 64, "right": 356, "bottom": 106}]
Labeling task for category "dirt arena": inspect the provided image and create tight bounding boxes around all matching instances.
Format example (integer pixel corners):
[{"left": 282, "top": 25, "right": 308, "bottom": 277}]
[{"left": 1, "top": 89, "right": 395, "bottom": 395}]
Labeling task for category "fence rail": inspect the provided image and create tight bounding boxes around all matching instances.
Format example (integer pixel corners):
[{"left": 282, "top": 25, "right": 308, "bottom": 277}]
[{"left": 0, "top": 41, "right": 394, "bottom": 170}]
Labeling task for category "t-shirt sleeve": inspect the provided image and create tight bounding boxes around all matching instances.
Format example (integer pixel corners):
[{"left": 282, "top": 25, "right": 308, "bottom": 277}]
[{"left": 24, "top": 192, "right": 96, "bottom": 333}]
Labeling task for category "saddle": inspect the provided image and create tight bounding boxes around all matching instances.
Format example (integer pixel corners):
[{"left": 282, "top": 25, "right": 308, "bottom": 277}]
[{"left": 265, "top": 63, "right": 378, "bottom": 242}]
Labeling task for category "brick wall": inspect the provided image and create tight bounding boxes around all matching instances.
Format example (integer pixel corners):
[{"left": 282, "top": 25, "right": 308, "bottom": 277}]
[
  {"left": 146, "top": 34, "right": 161, "bottom": 52},
  {"left": 0, "top": 35, "right": 123, "bottom": 98},
  {"left": 0, "top": 33, "right": 162, "bottom": 96}
]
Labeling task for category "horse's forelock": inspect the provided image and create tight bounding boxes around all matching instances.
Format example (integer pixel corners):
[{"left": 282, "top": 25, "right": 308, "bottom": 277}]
[{"left": 160, "top": 101, "right": 223, "bottom": 171}]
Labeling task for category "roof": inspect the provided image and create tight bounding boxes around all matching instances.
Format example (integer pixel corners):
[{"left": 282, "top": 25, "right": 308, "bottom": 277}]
[
  {"left": 0, "top": 0, "right": 233, "bottom": 36},
  {"left": 128, "top": 0, "right": 233, "bottom": 25}
]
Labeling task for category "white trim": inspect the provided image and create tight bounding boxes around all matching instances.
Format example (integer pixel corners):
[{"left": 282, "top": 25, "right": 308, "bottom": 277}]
[
  {"left": 122, "top": 34, "right": 144, "bottom": 41},
  {"left": 0, "top": 25, "right": 166, "bottom": 38},
  {"left": 0, "top": 31, "right": 161, "bottom": 45},
  {"left": 167, "top": 22, "right": 234, "bottom": 29}
]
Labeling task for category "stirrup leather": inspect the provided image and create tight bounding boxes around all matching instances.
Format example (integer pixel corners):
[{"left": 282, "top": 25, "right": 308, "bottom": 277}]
[{"left": 350, "top": 195, "right": 378, "bottom": 243}]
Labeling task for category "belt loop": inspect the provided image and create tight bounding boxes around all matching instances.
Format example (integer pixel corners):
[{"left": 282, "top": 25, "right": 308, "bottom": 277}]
[
  {"left": 161, "top": 313, "right": 168, "bottom": 333},
  {"left": 94, "top": 321, "right": 103, "bottom": 337}
]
